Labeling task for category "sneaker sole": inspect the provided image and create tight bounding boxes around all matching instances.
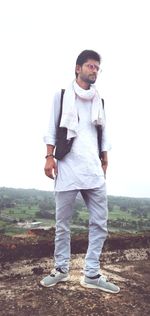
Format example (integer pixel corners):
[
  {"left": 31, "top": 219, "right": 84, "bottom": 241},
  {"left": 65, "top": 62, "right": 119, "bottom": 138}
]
[
  {"left": 40, "top": 276, "right": 70, "bottom": 288},
  {"left": 80, "top": 280, "right": 120, "bottom": 294}
]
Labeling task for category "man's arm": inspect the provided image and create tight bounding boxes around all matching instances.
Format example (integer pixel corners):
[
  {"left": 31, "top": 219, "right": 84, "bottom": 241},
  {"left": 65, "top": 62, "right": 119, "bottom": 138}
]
[
  {"left": 44, "top": 144, "right": 57, "bottom": 179},
  {"left": 100, "top": 115, "right": 111, "bottom": 177},
  {"left": 43, "top": 92, "right": 61, "bottom": 179}
]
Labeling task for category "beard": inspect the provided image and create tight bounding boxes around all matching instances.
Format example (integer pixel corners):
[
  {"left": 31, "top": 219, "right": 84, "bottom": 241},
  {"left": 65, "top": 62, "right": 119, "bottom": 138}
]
[
  {"left": 88, "top": 76, "right": 96, "bottom": 84},
  {"left": 80, "top": 74, "right": 96, "bottom": 84}
]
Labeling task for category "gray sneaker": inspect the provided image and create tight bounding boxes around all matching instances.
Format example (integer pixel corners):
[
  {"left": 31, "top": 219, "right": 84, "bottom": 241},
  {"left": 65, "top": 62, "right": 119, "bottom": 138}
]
[
  {"left": 40, "top": 269, "right": 70, "bottom": 287},
  {"left": 80, "top": 275, "right": 120, "bottom": 294}
]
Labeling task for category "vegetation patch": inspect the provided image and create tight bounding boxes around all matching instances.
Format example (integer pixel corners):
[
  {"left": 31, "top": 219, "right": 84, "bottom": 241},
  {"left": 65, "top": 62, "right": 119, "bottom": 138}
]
[{"left": 0, "top": 187, "right": 150, "bottom": 235}]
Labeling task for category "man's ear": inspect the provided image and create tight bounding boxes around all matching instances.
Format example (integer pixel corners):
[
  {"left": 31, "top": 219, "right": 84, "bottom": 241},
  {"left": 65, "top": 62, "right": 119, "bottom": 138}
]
[{"left": 75, "top": 64, "right": 81, "bottom": 75}]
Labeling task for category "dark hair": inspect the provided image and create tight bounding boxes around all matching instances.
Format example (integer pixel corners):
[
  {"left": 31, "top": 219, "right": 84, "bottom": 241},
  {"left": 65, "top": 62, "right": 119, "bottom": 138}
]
[
  {"left": 75, "top": 50, "right": 101, "bottom": 77},
  {"left": 76, "top": 49, "right": 101, "bottom": 66}
]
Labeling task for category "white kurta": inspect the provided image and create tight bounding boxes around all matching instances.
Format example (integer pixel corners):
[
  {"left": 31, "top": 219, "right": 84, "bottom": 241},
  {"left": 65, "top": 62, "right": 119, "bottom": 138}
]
[{"left": 44, "top": 91, "right": 110, "bottom": 192}]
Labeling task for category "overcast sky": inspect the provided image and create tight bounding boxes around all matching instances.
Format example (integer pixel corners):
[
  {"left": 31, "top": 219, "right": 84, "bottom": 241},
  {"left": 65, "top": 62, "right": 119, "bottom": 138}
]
[{"left": 0, "top": 0, "right": 150, "bottom": 197}]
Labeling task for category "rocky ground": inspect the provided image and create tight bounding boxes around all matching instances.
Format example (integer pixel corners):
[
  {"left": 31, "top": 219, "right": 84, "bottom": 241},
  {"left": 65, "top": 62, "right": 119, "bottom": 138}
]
[{"left": 0, "top": 230, "right": 150, "bottom": 316}]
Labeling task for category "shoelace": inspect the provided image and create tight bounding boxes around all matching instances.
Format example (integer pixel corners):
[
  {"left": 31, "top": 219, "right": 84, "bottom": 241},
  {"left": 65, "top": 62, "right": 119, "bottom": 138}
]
[
  {"left": 98, "top": 275, "right": 108, "bottom": 283},
  {"left": 50, "top": 269, "right": 60, "bottom": 277}
]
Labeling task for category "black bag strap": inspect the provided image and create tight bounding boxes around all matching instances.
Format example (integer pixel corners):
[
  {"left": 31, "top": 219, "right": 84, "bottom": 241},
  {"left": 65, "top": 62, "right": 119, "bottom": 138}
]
[
  {"left": 57, "top": 89, "right": 65, "bottom": 127},
  {"left": 97, "top": 98, "right": 104, "bottom": 158}
]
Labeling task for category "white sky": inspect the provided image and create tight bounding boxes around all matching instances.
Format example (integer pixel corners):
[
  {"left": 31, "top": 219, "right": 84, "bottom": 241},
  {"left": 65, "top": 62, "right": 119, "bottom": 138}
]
[{"left": 0, "top": 0, "right": 150, "bottom": 197}]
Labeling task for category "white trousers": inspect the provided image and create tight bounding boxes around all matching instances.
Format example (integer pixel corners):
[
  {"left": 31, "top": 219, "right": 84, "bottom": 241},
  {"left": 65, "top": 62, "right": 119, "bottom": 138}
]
[{"left": 54, "top": 183, "right": 108, "bottom": 277}]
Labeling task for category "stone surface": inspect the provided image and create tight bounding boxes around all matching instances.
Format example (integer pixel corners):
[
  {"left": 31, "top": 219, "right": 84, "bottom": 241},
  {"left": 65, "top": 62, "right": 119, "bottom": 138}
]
[
  {"left": 0, "top": 231, "right": 150, "bottom": 315},
  {"left": 0, "top": 256, "right": 150, "bottom": 316}
]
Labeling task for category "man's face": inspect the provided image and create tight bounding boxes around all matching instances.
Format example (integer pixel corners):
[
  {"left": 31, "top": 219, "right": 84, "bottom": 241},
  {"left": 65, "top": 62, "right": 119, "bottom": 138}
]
[{"left": 76, "top": 59, "right": 100, "bottom": 84}]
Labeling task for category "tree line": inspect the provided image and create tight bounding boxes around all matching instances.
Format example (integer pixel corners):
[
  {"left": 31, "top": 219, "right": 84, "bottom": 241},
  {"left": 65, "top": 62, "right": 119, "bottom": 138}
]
[{"left": 0, "top": 187, "right": 150, "bottom": 216}]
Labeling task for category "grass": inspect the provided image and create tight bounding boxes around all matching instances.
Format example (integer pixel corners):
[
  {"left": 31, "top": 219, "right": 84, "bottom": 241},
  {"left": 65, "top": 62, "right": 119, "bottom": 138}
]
[
  {"left": 1, "top": 205, "right": 39, "bottom": 220},
  {"left": 78, "top": 207, "right": 140, "bottom": 222},
  {"left": 0, "top": 204, "right": 150, "bottom": 236},
  {"left": 77, "top": 209, "right": 88, "bottom": 221},
  {"left": 108, "top": 209, "right": 136, "bottom": 220}
]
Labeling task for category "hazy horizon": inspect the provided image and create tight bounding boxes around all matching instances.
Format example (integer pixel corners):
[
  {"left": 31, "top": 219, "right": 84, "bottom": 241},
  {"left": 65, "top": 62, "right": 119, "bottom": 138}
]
[{"left": 1, "top": 185, "right": 150, "bottom": 200}]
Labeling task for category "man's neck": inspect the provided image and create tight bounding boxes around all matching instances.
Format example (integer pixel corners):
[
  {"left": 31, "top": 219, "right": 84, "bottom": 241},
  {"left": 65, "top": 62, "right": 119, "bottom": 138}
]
[{"left": 76, "top": 78, "right": 90, "bottom": 90}]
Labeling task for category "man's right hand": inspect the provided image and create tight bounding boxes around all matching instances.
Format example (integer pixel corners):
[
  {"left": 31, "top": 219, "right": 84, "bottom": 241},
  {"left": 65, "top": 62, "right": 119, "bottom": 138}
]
[{"left": 44, "top": 157, "right": 58, "bottom": 179}]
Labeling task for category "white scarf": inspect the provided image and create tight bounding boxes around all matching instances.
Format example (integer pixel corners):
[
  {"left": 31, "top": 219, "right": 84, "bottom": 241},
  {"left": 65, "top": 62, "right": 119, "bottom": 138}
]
[{"left": 60, "top": 80, "right": 105, "bottom": 139}]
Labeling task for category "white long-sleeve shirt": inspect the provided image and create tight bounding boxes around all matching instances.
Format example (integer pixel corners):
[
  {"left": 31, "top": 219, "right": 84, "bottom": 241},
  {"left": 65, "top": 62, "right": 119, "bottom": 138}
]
[{"left": 44, "top": 91, "right": 110, "bottom": 191}]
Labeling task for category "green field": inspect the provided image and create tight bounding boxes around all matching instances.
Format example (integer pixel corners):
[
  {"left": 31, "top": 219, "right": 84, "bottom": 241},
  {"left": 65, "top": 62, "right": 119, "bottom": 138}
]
[{"left": 0, "top": 187, "right": 150, "bottom": 235}]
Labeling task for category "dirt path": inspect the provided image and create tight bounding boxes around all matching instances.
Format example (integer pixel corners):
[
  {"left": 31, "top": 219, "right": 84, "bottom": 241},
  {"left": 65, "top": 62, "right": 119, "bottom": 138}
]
[{"left": 0, "top": 255, "right": 150, "bottom": 316}]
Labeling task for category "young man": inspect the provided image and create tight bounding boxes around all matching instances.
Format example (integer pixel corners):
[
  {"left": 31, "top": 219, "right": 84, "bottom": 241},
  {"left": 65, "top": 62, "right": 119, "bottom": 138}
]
[{"left": 40, "top": 50, "right": 120, "bottom": 293}]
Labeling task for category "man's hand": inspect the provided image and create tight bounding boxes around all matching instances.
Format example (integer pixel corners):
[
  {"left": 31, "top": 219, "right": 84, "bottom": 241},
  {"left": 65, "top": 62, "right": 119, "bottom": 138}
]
[
  {"left": 100, "top": 151, "right": 108, "bottom": 178},
  {"left": 44, "top": 157, "right": 57, "bottom": 179},
  {"left": 101, "top": 160, "right": 108, "bottom": 178}
]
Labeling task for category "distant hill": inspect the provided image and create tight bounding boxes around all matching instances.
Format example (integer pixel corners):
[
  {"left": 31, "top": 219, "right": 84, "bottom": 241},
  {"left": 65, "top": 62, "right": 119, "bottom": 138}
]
[{"left": 0, "top": 186, "right": 150, "bottom": 209}]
